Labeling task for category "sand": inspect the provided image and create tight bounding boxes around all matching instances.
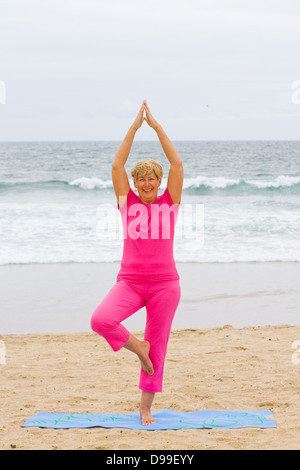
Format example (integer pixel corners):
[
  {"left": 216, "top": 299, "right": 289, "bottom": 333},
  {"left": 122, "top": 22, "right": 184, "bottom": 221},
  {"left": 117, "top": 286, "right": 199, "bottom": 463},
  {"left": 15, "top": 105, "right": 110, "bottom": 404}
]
[
  {"left": 1, "top": 324, "right": 300, "bottom": 450},
  {"left": 1, "top": 261, "right": 300, "bottom": 449}
]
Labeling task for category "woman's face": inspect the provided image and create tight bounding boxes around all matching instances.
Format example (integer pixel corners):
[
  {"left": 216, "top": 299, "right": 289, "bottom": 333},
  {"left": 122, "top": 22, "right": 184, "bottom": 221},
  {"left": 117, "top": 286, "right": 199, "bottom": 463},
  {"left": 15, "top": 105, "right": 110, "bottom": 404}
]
[{"left": 134, "top": 172, "right": 161, "bottom": 204}]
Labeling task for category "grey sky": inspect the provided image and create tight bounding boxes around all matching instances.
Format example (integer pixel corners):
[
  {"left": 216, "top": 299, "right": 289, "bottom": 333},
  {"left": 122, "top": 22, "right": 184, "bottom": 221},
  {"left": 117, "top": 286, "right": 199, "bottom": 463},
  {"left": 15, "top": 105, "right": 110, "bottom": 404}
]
[{"left": 0, "top": 0, "right": 300, "bottom": 140}]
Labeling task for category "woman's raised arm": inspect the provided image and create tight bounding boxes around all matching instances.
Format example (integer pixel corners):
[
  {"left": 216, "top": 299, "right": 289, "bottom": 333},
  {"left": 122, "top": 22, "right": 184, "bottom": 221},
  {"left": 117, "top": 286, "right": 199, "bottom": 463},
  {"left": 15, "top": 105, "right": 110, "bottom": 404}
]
[
  {"left": 144, "top": 102, "right": 183, "bottom": 204},
  {"left": 112, "top": 102, "right": 146, "bottom": 205}
]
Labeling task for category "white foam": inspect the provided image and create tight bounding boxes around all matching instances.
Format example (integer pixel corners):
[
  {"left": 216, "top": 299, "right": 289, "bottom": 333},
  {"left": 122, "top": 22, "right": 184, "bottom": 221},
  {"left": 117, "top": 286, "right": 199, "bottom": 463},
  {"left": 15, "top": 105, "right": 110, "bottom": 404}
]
[
  {"left": 69, "top": 177, "right": 113, "bottom": 190},
  {"left": 183, "top": 175, "right": 240, "bottom": 189},
  {"left": 245, "top": 175, "right": 300, "bottom": 189}
]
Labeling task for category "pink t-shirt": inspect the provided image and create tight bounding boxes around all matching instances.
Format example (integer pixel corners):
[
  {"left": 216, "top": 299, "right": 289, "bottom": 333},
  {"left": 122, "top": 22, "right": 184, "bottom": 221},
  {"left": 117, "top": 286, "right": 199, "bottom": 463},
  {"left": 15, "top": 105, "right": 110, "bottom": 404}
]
[{"left": 117, "top": 188, "right": 180, "bottom": 281}]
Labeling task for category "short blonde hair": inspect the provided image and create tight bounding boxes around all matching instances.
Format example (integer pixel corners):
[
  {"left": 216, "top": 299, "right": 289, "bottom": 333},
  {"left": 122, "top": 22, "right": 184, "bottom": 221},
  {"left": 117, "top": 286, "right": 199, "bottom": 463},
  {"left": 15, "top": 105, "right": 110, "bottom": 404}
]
[{"left": 131, "top": 159, "right": 163, "bottom": 182}]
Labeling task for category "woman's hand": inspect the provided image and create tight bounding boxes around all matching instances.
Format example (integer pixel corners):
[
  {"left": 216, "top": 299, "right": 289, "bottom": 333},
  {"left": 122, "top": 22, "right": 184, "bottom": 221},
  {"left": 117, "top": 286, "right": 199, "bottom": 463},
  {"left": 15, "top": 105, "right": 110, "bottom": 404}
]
[
  {"left": 132, "top": 101, "right": 146, "bottom": 131},
  {"left": 143, "top": 101, "right": 160, "bottom": 130}
]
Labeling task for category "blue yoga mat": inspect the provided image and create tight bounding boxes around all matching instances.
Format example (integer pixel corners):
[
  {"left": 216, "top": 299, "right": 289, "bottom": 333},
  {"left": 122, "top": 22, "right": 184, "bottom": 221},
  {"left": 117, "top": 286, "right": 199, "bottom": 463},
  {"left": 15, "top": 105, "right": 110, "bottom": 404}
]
[{"left": 22, "top": 409, "right": 276, "bottom": 430}]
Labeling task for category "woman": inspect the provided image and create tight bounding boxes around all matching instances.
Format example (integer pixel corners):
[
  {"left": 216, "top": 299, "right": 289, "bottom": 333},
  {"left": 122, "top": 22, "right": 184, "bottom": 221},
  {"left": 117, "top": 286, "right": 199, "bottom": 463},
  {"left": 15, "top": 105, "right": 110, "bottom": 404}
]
[{"left": 91, "top": 100, "right": 183, "bottom": 425}]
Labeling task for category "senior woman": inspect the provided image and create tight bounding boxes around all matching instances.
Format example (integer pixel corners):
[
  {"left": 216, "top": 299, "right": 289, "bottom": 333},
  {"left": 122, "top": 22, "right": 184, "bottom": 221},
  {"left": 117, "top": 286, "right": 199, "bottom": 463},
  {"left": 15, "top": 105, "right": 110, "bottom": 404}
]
[{"left": 91, "top": 101, "right": 183, "bottom": 425}]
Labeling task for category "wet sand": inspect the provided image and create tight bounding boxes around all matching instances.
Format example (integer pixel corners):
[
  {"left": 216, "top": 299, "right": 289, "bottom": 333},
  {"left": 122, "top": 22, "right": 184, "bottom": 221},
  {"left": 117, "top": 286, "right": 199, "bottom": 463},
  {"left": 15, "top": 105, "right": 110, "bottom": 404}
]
[{"left": 1, "top": 261, "right": 299, "bottom": 334}]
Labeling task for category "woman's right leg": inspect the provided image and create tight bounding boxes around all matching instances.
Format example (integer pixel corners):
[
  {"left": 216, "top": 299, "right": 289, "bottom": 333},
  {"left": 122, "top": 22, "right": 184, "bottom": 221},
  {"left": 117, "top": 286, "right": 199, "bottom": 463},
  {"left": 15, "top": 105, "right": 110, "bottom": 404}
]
[{"left": 91, "top": 280, "right": 145, "bottom": 352}]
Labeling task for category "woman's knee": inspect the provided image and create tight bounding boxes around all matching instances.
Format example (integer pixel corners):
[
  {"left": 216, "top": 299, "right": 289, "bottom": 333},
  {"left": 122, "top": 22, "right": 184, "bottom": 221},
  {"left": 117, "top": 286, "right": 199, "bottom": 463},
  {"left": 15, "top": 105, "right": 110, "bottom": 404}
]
[
  {"left": 90, "top": 309, "right": 101, "bottom": 334},
  {"left": 90, "top": 308, "right": 114, "bottom": 335}
]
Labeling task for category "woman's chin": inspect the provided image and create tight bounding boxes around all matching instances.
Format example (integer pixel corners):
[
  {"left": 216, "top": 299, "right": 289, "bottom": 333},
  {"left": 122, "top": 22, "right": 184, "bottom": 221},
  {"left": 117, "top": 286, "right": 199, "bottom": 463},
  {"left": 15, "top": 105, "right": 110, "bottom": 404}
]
[{"left": 139, "top": 190, "right": 157, "bottom": 203}]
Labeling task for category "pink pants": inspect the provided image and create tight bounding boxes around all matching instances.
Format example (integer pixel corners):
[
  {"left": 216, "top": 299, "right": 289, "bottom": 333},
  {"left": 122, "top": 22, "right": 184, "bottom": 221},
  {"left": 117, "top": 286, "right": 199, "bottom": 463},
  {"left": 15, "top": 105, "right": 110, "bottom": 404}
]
[{"left": 90, "top": 279, "right": 181, "bottom": 393}]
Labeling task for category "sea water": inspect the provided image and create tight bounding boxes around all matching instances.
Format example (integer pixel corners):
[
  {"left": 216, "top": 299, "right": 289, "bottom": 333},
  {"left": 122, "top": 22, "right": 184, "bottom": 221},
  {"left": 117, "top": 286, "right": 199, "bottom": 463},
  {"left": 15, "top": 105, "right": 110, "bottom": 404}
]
[{"left": 0, "top": 140, "right": 299, "bottom": 265}]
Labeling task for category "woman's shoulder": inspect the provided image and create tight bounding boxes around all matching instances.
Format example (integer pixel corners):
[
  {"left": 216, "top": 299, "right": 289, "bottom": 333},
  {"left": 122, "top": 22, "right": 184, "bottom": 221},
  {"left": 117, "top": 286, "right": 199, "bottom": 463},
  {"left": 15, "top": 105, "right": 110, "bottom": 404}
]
[
  {"left": 118, "top": 187, "right": 140, "bottom": 209},
  {"left": 157, "top": 187, "right": 180, "bottom": 207}
]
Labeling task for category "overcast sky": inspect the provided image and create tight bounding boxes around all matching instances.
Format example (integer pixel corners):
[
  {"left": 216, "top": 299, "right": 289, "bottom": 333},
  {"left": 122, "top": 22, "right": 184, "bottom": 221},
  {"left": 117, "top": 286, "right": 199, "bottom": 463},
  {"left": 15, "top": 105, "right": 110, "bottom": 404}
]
[{"left": 0, "top": 0, "right": 300, "bottom": 140}]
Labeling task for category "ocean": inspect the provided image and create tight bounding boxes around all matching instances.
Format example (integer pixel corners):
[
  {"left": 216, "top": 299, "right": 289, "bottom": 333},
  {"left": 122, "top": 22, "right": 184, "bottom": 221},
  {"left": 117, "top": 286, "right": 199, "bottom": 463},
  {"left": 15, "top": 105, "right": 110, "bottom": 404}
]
[{"left": 0, "top": 140, "right": 300, "bottom": 265}]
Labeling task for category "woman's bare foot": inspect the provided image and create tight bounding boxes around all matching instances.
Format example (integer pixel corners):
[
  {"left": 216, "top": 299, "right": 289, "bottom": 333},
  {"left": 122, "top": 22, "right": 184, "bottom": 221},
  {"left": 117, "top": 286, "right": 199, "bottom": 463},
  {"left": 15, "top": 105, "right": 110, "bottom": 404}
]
[
  {"left": 138, "top": 341, "right": 154, "bottom": 376},
  {"left": 140, "top": 408, "right": 157, "bottom": 426},
  {"left": 123, "top": 336, "right": 154, "bottom": 376},
  {"left": 139, "top": 390, "right": 156, "bottom": 426}
]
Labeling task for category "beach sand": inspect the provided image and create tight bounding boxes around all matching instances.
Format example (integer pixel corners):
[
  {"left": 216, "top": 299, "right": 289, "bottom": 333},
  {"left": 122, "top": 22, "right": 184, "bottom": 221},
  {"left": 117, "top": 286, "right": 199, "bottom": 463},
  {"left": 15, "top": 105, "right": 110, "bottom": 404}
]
[
  {"left": 1, "top": 262, "right": 300, "bottom": 450},
  {"left": 1, "top": 325, "right": 300, "bottom": 450}
]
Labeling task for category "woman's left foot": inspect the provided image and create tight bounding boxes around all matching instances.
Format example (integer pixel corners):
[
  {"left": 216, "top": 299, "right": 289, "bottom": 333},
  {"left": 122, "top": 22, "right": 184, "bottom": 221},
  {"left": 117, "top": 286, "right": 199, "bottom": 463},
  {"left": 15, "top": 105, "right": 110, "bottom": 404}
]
[
  {"left": 140, "top": 408, "right": 157, "bottom": 426},
  {"left": 138, "top": 341, "right": 154, "bottom": 376}
]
